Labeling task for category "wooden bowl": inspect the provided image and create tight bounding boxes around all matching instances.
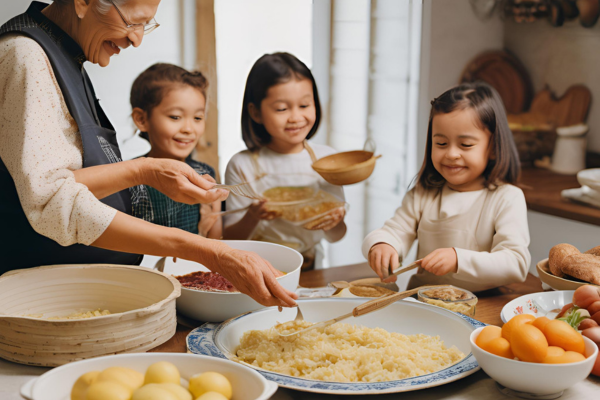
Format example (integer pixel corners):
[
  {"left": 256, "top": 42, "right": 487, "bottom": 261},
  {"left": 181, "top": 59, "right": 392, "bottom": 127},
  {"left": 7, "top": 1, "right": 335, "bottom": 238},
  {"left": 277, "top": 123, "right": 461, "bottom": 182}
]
[
  {"left": 312, "top": 150, "right": 380, "bottom": 185},
  {"left": 0, "top": 264, "right": 180, "bottom": 367},
  {"left": 536, "top": 258, "right": 600, "bottom": 291}
]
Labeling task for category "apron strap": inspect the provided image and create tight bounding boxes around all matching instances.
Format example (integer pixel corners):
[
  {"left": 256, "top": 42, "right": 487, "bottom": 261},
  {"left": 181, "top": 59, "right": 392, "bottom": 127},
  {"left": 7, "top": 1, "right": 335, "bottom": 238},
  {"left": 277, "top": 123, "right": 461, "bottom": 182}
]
[
  {"left": 250, "top": 151, "right": 266, "bottom": 180},
  {"left": 472, "top": 188, "right": 491, "bottom": 238}
]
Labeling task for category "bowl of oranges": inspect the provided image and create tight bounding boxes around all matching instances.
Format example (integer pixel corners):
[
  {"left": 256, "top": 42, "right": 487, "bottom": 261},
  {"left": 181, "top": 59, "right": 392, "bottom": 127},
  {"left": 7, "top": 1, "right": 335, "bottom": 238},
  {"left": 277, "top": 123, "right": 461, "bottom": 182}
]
[{"left": 470, "top": 314, "right": 598, "bottom": 398}]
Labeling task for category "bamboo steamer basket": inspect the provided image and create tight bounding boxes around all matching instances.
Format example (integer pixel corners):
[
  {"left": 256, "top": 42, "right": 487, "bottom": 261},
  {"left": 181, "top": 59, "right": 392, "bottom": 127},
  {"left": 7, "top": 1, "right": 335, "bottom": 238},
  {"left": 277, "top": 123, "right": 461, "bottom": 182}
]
[
  {"left": 0, "top": 264, "right": 180, "bottom": 367},
  {"left": 311, "top": 150, "right": 381, "bottom": 185}
]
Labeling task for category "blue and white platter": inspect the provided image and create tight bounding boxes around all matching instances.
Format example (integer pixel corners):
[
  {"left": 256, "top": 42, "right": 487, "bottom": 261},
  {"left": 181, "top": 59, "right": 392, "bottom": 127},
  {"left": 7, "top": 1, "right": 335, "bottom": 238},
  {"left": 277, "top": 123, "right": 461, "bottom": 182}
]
[{"left": 187, "top": 298, "right": 485, "bottom": 395}]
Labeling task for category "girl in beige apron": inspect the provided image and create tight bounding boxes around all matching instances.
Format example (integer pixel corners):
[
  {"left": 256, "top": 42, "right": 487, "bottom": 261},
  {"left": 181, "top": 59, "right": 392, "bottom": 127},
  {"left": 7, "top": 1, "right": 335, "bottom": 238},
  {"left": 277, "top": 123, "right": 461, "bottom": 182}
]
[
  {"left": 408, "top": 190, "right": 489, "bottom": 292},
  {"left": 363, "top": 82, "right": 529, "bottom": 291}
]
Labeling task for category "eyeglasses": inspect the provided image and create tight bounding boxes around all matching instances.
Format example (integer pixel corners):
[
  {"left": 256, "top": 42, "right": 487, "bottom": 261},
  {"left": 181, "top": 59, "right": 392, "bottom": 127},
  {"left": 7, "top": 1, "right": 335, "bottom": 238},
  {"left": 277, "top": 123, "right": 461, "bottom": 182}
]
[{"left": 109, "top": 0, "right": 160, "bottom": 35}]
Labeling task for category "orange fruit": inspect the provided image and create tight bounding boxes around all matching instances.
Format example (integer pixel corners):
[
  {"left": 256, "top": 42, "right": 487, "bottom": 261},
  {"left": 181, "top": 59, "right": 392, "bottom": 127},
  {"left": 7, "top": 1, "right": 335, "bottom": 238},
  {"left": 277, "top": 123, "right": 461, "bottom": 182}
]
[
  {"left": 532, "top": 316, "right": 552, "bottom": 332},
  {"left": 543, "top": 320, "right": 585, "bottom": 355},
  {"left": 511, "top": 323, "right": 548, "bottom": 363},
  {"left": 476, "top": 326, "right": 502, "bottom": 349},
  {"left": 482, "top": 337, "right": 514, "bottom": 359},
  {"left": 502, "top": 314, "right": 536, "bottom": 342},
  {"left": 543, "top": 346, "right": 565, "bottom": 363},
  {"left": 544, "top": 347, "right": 586, "bottom": 364}
]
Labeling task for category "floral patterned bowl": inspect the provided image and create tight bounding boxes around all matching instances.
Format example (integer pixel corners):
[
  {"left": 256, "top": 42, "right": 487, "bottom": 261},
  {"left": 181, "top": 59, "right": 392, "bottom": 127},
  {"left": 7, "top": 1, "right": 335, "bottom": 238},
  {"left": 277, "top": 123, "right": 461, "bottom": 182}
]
[{"left": 500, "top": 290, "right": 575, "bottom": 323}]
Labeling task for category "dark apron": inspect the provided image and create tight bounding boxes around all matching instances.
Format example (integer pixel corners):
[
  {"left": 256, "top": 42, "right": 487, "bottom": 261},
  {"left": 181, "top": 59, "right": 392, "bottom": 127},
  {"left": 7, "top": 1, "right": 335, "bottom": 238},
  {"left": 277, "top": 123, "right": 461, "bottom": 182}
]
[{"left": 0, "top": 2, "right": 144, "bottom": 273}]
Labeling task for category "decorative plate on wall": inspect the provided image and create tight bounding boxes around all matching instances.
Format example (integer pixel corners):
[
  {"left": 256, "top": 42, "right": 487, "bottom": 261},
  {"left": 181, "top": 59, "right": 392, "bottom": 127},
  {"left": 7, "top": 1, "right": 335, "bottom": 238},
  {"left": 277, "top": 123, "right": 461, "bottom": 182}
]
[{"left": 460, "top": 50, "right": 534, "bottom": 114}]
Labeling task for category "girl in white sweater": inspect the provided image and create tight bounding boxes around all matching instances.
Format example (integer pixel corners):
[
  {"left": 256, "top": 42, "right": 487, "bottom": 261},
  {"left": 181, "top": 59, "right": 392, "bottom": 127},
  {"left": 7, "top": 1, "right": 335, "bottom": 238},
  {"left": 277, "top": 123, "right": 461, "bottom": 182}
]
[
  {"left": 224, "top": 53, "right": 346, "bottom": 270},
  {"left": 363, "top": 82, "right": 531, "bottom": 292}
]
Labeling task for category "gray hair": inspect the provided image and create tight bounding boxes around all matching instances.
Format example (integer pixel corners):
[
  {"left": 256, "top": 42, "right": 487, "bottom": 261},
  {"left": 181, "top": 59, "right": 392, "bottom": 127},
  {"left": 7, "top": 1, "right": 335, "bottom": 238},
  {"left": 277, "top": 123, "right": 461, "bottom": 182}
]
[{"left": 53, "top": 0, "right": 128, "bottom": 14}]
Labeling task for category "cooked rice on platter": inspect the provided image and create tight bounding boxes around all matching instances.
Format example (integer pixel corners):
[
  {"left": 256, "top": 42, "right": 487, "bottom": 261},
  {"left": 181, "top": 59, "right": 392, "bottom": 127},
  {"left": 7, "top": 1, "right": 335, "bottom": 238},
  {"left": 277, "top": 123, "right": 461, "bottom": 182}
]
[{"left": 235, "top": 320, "right": 465, "bottom": 383}]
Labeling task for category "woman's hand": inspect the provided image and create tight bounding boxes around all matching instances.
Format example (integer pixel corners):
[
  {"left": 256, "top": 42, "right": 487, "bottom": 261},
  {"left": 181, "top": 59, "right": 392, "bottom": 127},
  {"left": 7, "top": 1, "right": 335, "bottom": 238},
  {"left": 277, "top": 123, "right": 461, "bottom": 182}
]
[
  {"left": 368, "top": 243, "right": 400, "bottom": 283},
  {"left": 93, "top": 212, "right": 293, "bottom": 307},
  {"left": 305, "top": 208, "right": 345, "bottom": 231},
  {"left": 421, "top": 248, "right": 458, "bottom": 276},
  {"left": 140, "top": 158, "right": 228, "bottom": 204},
  {"left": 212, "top": 247, "right": 297, "bottom": 307}
]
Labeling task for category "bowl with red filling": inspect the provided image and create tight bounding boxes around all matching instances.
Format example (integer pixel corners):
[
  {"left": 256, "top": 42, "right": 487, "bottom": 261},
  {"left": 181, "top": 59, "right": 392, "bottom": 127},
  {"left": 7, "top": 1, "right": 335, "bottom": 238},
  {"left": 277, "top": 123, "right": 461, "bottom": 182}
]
[{"left": 156, "top": 240, "right": 302, "bottom": 322}]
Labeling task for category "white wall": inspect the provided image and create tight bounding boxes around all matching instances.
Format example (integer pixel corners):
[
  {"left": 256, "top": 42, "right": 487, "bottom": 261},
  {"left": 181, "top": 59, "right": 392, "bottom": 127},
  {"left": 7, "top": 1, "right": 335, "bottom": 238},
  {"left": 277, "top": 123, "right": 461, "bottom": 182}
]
[
  {"left": 0, "top": 0, "right": 30, "bottom": 24},
  {"left": 504, "top": 20, "right": 600, "bottom": 152},
  {"left": 214, "top": 0, "right": 312, "bottom": 176}
]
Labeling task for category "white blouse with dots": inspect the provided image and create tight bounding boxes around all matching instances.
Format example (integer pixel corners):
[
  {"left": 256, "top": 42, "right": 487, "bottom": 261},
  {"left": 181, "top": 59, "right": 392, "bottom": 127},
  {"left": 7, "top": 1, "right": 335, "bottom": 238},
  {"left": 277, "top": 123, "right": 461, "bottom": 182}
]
[{"left": 0, "top": 34, "right": 116, "bottom": 246}]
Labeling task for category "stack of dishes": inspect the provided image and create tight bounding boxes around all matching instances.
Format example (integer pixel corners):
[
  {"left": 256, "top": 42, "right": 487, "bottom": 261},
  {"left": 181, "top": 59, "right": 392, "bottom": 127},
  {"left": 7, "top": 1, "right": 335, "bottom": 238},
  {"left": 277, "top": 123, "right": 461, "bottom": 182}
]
[{"left": 562, "top": 168, "right": 600, "bottom": 208}]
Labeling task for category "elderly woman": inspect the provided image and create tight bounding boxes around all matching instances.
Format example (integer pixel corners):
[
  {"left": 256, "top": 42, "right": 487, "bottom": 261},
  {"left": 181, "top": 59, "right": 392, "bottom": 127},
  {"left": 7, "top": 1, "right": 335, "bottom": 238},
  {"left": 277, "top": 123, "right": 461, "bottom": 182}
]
[{"left": 0, "top": 0, "right": 297, "bottom": 308}]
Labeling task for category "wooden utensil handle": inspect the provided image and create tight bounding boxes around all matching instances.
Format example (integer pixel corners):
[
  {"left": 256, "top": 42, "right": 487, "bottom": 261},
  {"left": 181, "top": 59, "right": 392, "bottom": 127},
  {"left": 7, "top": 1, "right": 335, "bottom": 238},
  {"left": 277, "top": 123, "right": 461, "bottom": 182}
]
[
  {"left": 391, "top": 259, "right": 422, "bottom": 276},
  {"left": 304, "top": 140, "right": 318, "bottom": 163},
  {"left": 352, "top": 288, "right": 420, "bottom": 317},
  {"left": 351, "top": 284, "right": 450, "bottom": 317}
]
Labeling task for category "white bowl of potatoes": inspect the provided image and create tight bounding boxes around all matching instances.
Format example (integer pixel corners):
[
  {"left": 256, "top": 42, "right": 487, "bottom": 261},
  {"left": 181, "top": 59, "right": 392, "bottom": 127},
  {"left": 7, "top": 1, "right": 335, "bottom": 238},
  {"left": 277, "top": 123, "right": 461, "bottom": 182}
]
[{"left": 20, "top": 353, "right": 277, "bottom": 400}]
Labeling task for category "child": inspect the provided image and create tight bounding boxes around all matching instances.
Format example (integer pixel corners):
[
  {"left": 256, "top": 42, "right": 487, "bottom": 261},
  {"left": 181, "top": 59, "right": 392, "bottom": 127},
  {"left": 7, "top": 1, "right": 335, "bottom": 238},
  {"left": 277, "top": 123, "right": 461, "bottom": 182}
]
[
  {"left": 363, "top": 82, "right": 531, "bottom": 292},
  {"left": 130, "top": 63, "right": 221, "bottom": 238},
  {"left": 224, "top": 52, "right": 346, "bottom": 270}
]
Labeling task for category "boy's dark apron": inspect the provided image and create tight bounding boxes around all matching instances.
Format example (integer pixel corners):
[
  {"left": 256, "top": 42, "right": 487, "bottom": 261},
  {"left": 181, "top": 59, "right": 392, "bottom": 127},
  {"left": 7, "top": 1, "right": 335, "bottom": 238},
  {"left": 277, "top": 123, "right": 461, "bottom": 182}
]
[{"left": 0, "top": 2, "right": 149, "bottom": 273}]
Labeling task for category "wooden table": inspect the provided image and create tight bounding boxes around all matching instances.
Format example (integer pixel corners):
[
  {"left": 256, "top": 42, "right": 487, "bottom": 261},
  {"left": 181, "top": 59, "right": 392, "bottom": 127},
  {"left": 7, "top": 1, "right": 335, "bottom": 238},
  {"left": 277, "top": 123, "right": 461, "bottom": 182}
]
[{"left": 4, "top": 263, "right": 599, "bottom": 400}]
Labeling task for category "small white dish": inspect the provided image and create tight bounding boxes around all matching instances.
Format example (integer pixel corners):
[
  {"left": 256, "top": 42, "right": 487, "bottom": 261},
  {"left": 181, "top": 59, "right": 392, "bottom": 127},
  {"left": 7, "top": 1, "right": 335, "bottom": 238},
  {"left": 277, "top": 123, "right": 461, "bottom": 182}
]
[
  {"left": 470, "top": 327, "right": 598, "bottom": 398},
  {"left": 20, "top": 353, "right": 277, "bottom": 400},
  {"left": 500, "top": 290, "right": 575, "bottom": 323},
  {"left": 187, "top": 298, "right": 484, "bottom": 395}
]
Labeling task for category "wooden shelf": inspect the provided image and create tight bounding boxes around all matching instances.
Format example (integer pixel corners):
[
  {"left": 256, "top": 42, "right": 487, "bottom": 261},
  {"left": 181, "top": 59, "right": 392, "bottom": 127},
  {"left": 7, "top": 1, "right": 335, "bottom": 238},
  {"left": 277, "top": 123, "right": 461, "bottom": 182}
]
[{"left": 519, "top": 167, "right": 600, "bottom": 226}]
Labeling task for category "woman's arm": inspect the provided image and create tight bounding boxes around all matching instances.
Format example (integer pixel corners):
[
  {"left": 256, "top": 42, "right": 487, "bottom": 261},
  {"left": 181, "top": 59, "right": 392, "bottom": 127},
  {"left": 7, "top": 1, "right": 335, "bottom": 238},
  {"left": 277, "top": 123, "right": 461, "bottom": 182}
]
[
  {"left": 73, "top": 157, "right": 227, "bottom": 205},
  {"left": 71, "top": 159, "right": 142, "bottom": 199},
  {"left": 0, "top": 36, "right": 119, "bottom": 246},
  {"left": 93, "top": 211, "right": 297, "bottom": 307}
]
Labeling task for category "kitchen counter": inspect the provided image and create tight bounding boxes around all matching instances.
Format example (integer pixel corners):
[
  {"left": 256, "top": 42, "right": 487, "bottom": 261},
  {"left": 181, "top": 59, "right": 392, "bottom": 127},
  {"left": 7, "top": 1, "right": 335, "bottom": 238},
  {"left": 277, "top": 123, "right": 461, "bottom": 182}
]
[
  {"left": 3, "top": 262, "right": 600, "bottom": 400},
  {"left": 520, "top": 167, "right": 600, "bottom": 226}
]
